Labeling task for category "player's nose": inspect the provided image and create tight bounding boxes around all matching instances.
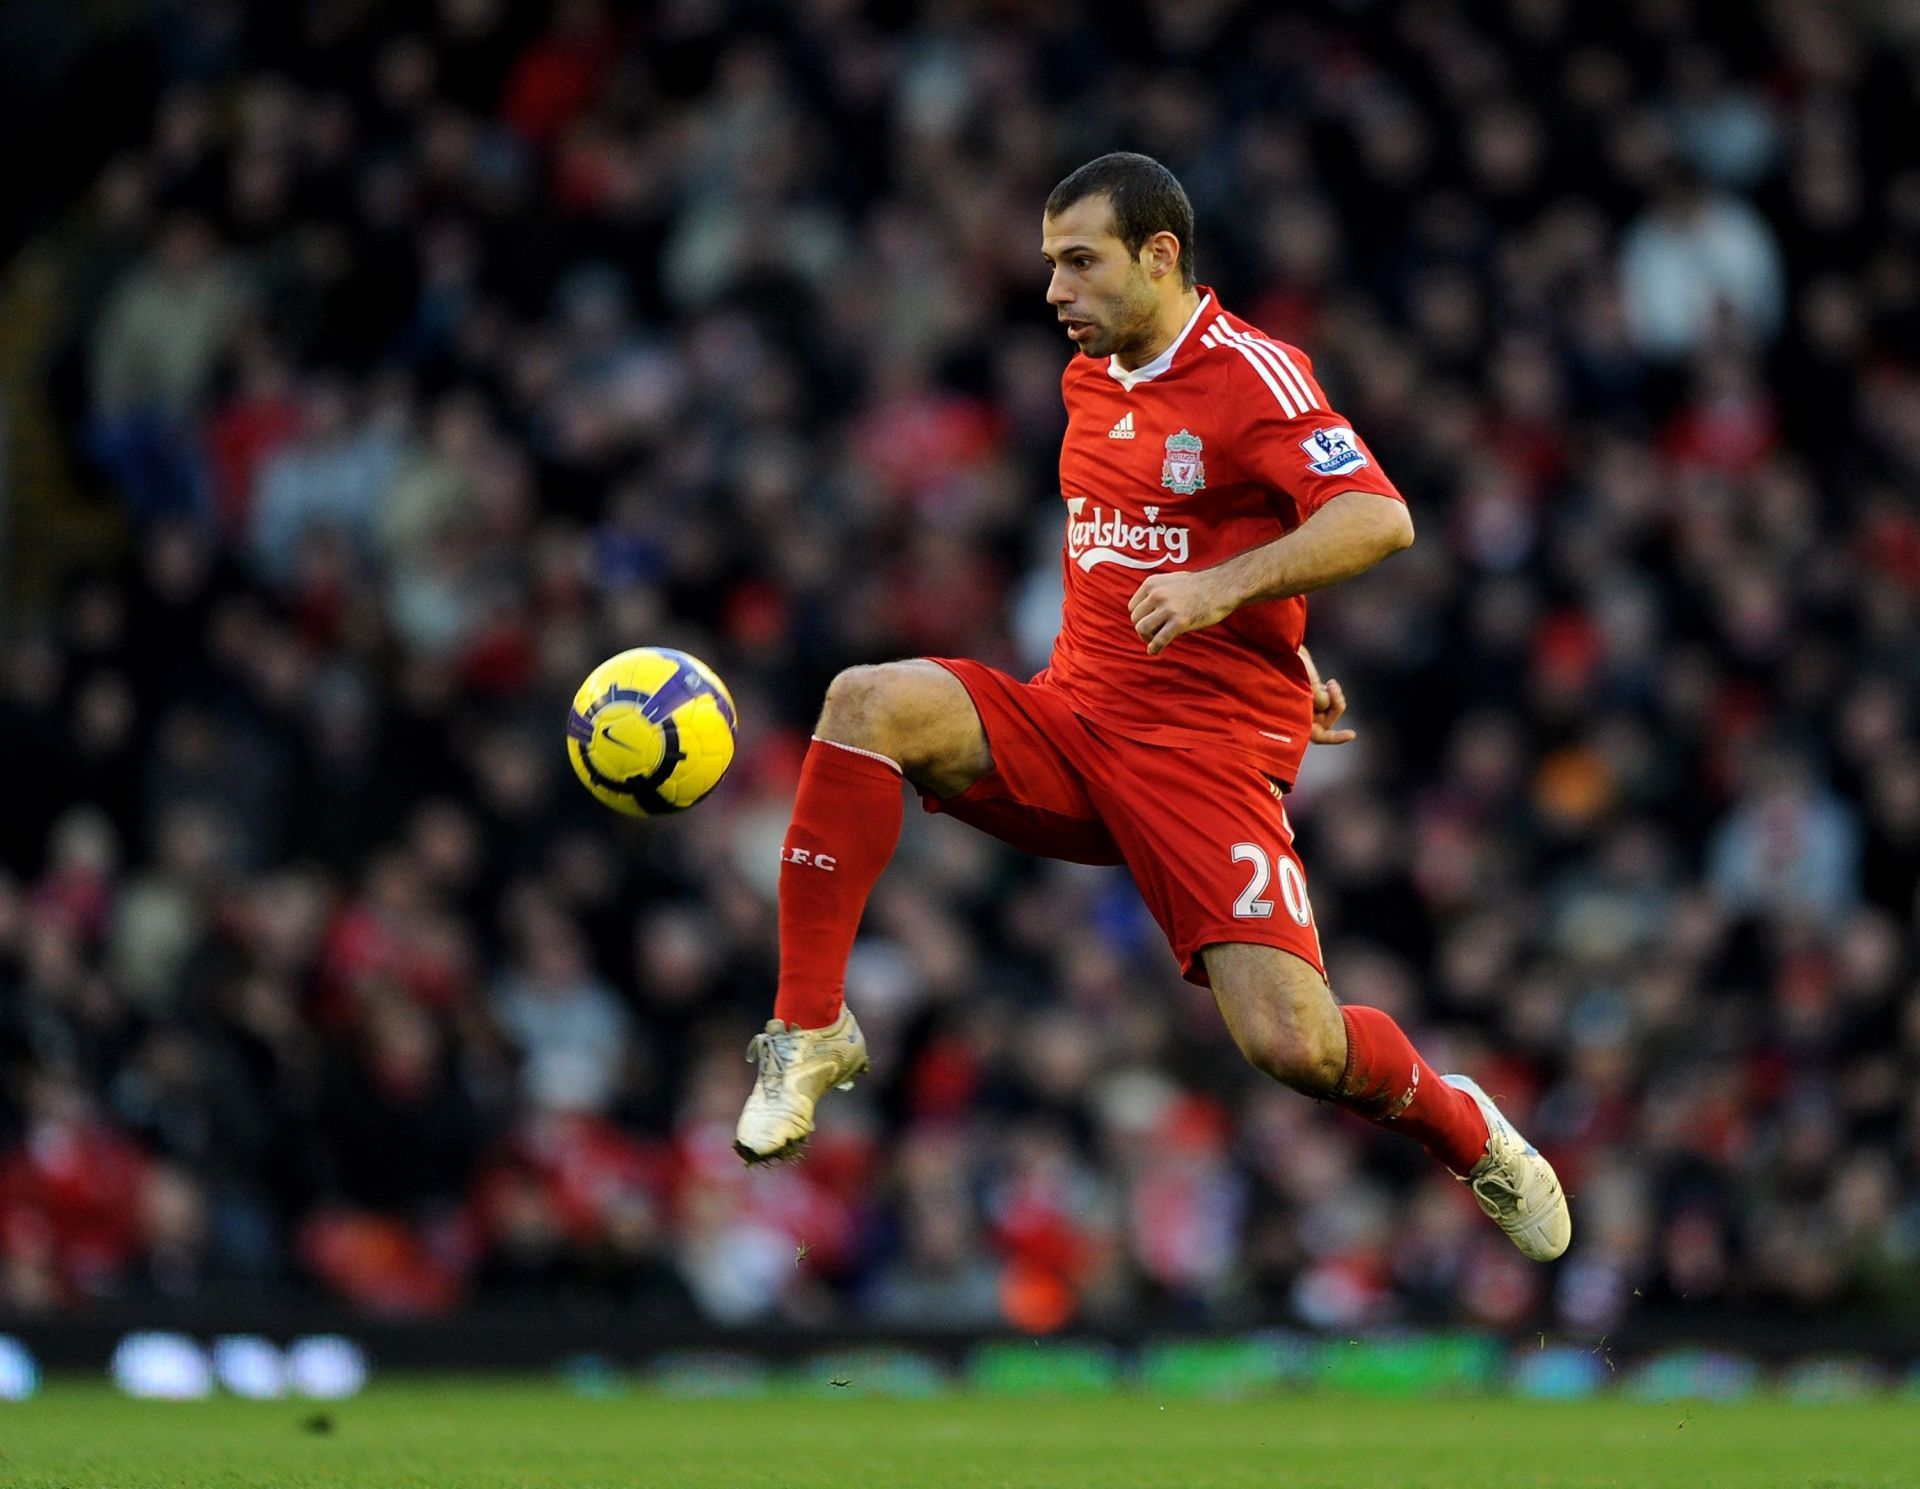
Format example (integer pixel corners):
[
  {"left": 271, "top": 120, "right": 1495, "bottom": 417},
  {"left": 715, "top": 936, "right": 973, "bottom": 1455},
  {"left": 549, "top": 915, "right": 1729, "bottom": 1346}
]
[{"left": 1046, "top": 271, "right": 1074, "bottom": 307}]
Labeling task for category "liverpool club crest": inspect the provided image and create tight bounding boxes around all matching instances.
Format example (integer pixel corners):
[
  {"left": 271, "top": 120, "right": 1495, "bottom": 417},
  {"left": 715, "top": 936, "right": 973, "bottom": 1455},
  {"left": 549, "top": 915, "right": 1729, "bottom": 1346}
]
[{"left": 1161, "top": 429, "right": 1205, "bottom": 495}]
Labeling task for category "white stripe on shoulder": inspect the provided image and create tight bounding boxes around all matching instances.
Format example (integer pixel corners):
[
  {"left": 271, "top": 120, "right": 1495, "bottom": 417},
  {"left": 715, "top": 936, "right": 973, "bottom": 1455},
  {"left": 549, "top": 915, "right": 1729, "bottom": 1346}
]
[
  {"left": 1212, "top": 317, "right": 1298, "bottom": 417},
  {"left": 1258, "top": 338, "right": 1321, "bottom": 410},
  {"left": 1223, "top": 323, "right": 1321, "bottom": 413}
]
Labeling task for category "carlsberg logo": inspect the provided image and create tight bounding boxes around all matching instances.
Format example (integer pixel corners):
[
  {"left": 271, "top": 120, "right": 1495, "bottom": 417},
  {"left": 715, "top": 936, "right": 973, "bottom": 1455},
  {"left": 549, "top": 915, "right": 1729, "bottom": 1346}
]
[{"left": 1066, "top": 498, "right": 1191, "bottom": 571}]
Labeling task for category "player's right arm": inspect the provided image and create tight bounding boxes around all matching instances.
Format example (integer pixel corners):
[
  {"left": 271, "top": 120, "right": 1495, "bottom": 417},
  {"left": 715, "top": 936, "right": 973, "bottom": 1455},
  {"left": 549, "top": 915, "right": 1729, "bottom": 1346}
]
[
  {"left": 1196, "top": 488, "right": 1413, "bottom": 603},
  {"left": 1128, "top": 491, "right": 1412, "bottom": 654}
]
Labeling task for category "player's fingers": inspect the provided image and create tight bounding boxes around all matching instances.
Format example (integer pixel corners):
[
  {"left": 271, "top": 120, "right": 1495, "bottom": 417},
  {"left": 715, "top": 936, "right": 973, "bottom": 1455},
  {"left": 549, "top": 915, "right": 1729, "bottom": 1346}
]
[
  {"left": 1145, "top": 616, "right": 1182, "bottom": 654},
  {"left": 1321, "top": 680, "right": 1347, "bottom": 725},
  {"left": 1315, "top": 727, "right": 1357, "bottom": 745}
]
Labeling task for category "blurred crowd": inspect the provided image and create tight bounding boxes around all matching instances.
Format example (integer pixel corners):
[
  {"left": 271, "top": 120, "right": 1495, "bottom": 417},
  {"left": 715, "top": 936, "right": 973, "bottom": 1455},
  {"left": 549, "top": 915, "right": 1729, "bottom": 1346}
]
[{"left": 4, "top": 0, "right": 1920, "bottom": 1335}]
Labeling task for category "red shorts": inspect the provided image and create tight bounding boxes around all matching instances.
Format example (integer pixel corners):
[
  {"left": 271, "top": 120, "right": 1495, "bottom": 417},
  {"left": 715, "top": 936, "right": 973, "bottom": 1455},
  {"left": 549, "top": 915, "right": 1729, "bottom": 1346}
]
[{"left": 921, "top": 658, "right": 1324, "bottom": 986}]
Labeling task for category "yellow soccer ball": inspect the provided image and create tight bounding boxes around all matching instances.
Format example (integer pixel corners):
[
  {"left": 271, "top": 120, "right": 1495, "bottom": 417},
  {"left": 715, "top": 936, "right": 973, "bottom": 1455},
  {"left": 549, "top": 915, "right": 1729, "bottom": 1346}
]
[{"left": 566, "top": 648, "right": 738, "bottom": 817}]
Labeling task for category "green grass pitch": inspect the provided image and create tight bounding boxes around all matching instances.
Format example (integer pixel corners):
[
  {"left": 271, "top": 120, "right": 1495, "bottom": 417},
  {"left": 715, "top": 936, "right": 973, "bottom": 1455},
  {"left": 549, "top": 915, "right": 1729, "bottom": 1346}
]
[{"left": 3, "top": 1380, "right": 1918, "bottom": 1487}]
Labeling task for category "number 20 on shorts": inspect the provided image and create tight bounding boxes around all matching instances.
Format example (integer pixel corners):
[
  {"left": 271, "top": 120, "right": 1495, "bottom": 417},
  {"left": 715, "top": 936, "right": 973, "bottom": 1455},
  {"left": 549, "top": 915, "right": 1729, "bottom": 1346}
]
[{"left": 1231, "top": 842, "right": 1313, "bottom": 925}]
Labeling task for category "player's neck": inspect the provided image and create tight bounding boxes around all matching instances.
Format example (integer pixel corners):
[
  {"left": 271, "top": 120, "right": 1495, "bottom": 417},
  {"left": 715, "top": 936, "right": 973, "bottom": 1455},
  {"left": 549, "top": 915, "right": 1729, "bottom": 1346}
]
[{"left": 1113, "top": 286, "right": 1203, "bottom": 372}]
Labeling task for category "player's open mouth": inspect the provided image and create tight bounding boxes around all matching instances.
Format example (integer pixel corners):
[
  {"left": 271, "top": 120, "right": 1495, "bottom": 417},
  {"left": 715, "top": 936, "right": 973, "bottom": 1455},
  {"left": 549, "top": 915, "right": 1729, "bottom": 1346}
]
[{"left": 1063, "top": 320, "right": 1096, "bottom": 342}]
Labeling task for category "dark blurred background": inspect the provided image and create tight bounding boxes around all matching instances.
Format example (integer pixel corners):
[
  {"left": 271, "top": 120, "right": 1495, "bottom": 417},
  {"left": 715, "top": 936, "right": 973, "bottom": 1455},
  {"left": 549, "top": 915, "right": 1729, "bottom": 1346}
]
[{"left": 1, "top": 0, "right": 1917, "bottom": 1347}]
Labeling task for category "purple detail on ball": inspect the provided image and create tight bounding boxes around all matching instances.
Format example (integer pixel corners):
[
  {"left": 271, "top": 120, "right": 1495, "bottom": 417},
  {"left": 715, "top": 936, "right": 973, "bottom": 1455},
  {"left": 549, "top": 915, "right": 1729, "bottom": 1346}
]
[{"left": 647, "top": 649, "right": 737, "bottom": 730}]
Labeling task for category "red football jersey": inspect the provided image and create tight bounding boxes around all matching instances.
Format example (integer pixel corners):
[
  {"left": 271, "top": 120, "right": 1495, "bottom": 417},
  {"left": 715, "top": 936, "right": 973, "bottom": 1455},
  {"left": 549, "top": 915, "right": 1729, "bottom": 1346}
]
[{"left": 1038, "top": 288, "right": 1405, "bottom": 786}]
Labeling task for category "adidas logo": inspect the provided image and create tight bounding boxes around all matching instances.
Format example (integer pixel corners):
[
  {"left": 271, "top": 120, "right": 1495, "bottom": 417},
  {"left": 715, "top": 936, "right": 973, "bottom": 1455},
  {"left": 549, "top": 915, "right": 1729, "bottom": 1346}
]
[{"left": 1108, "top": 411, "right": 1136, "bottom": 440}]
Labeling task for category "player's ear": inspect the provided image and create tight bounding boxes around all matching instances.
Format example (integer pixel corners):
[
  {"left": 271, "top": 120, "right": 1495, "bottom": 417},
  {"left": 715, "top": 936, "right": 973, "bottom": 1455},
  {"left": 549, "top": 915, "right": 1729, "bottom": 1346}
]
[{"left": 1143, "top": 229, "right": 1181, "bottom": 282}]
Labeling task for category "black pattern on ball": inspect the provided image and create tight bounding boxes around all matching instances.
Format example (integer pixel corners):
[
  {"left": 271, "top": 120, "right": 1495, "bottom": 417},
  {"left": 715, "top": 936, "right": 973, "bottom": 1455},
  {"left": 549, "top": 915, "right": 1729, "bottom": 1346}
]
[{"left": 572, "top": 684, "right": 688, "bottom": 816}]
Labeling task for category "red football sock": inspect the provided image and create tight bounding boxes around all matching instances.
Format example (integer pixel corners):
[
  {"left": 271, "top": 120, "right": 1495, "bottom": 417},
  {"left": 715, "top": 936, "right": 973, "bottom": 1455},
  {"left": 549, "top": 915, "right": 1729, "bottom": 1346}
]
[
  {"left": 772, "top": 737, "right": 905, "bottom": 1029},
  {"left": 1332, "top": 1005, "right": 1490, "bottom": 1176}
]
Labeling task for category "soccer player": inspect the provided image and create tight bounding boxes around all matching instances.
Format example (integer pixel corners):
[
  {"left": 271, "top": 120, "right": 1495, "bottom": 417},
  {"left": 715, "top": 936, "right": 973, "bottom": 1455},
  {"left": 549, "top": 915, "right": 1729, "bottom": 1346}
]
[{"left": 734, "top": 153, "right": 1570, "bottom": 1262}]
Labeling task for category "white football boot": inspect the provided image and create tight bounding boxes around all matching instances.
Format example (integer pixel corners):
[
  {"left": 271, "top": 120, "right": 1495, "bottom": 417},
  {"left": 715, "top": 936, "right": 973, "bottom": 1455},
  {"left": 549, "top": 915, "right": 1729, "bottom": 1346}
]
[
  {"left": 733, "top": 1007, "right": 869, "bottom": 1165},
  {"left": 1443, "top": 1074, "right": 1572, "bottom": 1261}
]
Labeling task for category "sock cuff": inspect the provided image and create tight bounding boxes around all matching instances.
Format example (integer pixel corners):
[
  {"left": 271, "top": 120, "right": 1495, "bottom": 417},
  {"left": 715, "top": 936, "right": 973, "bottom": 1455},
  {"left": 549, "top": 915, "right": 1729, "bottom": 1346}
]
[
  {"left": 1336, "top": 1004, "right": 1361, "bottom": 1098},
  {"left": 811, "top": 736, "right": 903, "bottom": 775}
]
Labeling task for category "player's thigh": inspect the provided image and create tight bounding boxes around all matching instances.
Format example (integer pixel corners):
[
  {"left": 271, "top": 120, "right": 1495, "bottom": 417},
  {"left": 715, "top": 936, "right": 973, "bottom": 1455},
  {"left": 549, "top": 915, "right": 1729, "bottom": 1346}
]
[
  {"left": 1087, "top": 737, "right": 1326, "bottom": 984},
  {"left": 914, "top": 660, "right": 1122, "bottom": 866},
  {"left": 818, "top": 658, "right": 992, "bottom": 796}
]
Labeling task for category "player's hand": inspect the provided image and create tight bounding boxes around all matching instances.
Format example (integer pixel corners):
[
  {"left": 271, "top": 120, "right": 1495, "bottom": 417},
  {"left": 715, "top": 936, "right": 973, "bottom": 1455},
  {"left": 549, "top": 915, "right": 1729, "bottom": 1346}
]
[
  {"left": 1129, "top": 570, "right": 1236, "bottom": 655},
  {"left": 1299, "top": 644, "right": 1356, "bottom": 745}
]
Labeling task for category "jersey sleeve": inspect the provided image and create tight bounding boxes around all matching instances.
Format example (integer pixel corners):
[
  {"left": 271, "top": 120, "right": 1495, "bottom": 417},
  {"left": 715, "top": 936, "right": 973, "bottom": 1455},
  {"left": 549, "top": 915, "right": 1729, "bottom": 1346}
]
[{"left": 1216, "top": 335, "right": 1404, "bottom": 524}]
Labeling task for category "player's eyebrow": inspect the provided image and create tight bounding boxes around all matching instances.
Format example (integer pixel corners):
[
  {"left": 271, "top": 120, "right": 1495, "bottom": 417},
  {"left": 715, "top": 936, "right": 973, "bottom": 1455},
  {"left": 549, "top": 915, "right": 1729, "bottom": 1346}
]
[{"left": 1042, "top": 240, "right": 1100, "bottom": 262}]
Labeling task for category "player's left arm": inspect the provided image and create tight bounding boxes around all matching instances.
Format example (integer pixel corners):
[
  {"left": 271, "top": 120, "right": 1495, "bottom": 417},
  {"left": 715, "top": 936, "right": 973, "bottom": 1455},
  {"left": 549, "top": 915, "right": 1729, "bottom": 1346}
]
[
  {"left": 1128, "top": 490, "right": 1413, "bottom": 655},
  {"left": 1297, "top": 642, "right": 1355, "bottom": 745}
]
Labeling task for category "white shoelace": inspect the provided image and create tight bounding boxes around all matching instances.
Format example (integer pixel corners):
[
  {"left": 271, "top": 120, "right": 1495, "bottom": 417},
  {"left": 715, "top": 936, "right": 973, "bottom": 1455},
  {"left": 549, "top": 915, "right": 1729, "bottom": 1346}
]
[
  {"left": 1472, "top": 1168, "right": 1524, "bottom": 1206},
  {"left": 745, "top": 1022, "right": 798, "bottom": 1099}
]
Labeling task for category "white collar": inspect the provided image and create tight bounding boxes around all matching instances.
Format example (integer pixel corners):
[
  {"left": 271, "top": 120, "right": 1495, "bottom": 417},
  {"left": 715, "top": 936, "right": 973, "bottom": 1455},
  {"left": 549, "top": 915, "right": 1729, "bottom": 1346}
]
[{"left": 1106, "top": 293, "right": 1212, "bottom": 392}]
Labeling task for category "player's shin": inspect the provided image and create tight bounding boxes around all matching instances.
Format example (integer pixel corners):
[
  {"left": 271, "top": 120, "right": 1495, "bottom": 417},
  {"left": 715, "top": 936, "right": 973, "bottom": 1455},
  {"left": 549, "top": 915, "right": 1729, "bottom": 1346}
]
[
  {"left": 1330, "top": 1005, "right": 1490, "bottom": 1176},
  {"left": 773, "top": 737, "right": 906, "bottom": 1028}
]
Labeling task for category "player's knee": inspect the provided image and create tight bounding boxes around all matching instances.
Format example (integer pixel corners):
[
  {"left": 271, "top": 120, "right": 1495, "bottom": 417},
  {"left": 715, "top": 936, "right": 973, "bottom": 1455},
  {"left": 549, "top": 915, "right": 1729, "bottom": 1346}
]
[
  {"left": 818, "top": 661, "right": 986, "bottom": 790},
  {"left": 818, "top": 663, "right": 949, "bottom": 765},
  {"left": 1239, "top": 1016, "right": 1344, "bottom": 1096},
  {"left": 818, "top": 665, "right": 899, "bottom": 750}
]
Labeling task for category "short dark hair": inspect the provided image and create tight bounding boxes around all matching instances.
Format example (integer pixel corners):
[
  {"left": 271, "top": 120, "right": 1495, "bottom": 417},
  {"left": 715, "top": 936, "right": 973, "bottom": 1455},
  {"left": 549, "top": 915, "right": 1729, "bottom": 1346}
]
[{"left": 1045, "top": 152, "right": 1196, "bottom": 287}]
